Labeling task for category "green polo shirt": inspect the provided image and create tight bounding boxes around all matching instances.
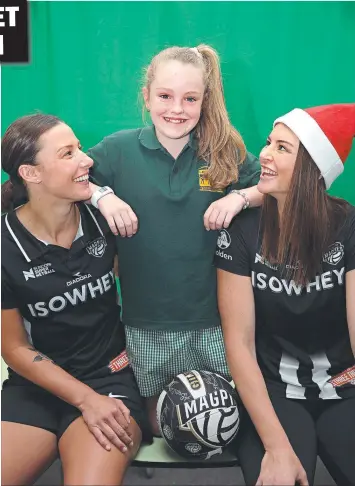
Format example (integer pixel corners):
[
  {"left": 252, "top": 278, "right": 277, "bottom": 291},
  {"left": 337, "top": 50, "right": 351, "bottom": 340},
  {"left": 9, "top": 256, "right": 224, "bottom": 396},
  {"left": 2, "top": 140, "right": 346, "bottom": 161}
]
[{"left": 88, "top": 126, "right": 260, "bottom": 331}]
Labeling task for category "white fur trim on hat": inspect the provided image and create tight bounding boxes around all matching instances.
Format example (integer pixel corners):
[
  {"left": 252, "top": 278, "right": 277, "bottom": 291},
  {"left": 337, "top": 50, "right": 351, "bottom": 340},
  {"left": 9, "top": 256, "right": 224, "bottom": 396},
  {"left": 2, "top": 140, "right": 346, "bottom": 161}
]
[{"left": 274, "top": 108, "right": 344, "bottom": 189}]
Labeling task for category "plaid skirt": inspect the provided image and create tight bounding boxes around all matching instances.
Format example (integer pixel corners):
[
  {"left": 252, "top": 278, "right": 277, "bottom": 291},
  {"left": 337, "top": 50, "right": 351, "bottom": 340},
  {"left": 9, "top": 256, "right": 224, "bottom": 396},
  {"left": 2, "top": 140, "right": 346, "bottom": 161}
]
[{"left": 125, "top": 325, "right": 231, "bottom": 397}]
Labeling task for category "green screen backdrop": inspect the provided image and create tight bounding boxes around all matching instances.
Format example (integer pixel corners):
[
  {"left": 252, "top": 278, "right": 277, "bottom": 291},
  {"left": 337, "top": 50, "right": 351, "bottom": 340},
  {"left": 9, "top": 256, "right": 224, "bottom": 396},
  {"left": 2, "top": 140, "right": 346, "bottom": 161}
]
[{"left": 1, "top": 1, "right": 355, "bottom": 202}]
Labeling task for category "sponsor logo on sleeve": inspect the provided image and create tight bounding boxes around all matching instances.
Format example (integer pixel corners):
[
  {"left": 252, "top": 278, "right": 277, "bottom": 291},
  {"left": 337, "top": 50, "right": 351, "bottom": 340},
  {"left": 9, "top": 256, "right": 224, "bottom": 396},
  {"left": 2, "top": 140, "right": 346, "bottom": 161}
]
[
  {"left": 108, "top": 350, "right": 130, "bottom": 373},
  {"left": 217, "top": 230, "right": 231, "bottom": 250},
  {"left": 216, "top": 229, "right": 232, "bottom": 260}
]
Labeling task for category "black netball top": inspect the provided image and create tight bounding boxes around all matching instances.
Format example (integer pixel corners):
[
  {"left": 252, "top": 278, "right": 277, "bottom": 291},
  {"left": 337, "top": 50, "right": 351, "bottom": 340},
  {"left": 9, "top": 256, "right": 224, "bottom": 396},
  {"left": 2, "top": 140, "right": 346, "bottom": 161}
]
[
  {"left": 1, "top": 203, "right": 126, "bottom": 381},
  {"left": 214, "top": 206, "right": 355, "bottom": 400}
]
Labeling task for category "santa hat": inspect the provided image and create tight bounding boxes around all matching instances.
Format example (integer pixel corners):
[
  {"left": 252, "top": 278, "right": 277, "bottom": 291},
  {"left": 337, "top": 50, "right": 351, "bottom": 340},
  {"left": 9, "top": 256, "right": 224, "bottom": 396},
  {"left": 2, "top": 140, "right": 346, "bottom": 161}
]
[{"left": 274, "top": 103, "right": 355, "bottom": 189}]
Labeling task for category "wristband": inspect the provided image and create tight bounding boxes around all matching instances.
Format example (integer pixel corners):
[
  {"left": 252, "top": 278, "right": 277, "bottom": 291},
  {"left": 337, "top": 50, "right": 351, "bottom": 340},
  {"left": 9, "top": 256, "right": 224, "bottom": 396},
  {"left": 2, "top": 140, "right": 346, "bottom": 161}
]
[
  {"left": 91, "top": 186, "right": 114, "bottom": 208},
  {"left": 229, "top": 189, "right": 250, "bottom": 210}
]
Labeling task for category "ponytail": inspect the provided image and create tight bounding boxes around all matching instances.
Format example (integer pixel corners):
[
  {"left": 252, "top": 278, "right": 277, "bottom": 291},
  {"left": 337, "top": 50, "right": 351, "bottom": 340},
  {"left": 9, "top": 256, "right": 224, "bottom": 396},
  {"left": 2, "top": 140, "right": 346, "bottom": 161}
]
[
  {"left": 196, "top": 44, "right": 246, "bottom": 190},
  {"left": 1, "top": 178, "right": 28, "bottom": 213}
]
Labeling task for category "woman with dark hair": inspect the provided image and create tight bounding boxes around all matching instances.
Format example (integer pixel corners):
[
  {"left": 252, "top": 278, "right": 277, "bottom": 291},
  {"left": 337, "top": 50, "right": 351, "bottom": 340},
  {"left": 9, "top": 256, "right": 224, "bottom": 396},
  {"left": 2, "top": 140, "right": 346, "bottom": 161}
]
[
  {"left": 215, "top": 104, "right": 355, "bottom": 486},
  {"left": 1, "top": 114, "right": 150, "bottom": 486}
]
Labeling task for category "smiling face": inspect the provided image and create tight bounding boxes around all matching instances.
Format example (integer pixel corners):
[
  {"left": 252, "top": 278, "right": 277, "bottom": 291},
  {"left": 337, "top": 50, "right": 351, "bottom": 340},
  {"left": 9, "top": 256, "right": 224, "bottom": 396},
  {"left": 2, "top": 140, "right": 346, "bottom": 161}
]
[
  {"left": 257, "top": 123, "right": 300, "bottom": 202},
  {"left": 19, "top": 123, "right": 93, "bottom": 202},
  {"left": 142, "top": 60, "right": 205, "bottom": 147}
]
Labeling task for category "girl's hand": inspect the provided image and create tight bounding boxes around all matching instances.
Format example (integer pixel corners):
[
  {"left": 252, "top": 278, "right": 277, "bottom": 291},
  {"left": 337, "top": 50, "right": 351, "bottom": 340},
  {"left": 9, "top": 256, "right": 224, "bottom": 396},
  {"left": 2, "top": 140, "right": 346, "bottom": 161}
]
[
  {"left": 204, "top": 192, "right": 245, "bottom": 231},
  {"left": 97, "top": 193, "right": 138, "bottom": 237}
]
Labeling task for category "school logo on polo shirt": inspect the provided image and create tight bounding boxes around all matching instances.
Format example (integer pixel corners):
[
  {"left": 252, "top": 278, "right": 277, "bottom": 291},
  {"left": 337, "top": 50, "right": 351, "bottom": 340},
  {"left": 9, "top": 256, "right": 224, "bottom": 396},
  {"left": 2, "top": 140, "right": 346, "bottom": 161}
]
[
  {"left": 198, "top": 166, "right": 223, "bottom": 193},
  {"left": 86, "top": 236, "right": 107, "bottom": 258}
]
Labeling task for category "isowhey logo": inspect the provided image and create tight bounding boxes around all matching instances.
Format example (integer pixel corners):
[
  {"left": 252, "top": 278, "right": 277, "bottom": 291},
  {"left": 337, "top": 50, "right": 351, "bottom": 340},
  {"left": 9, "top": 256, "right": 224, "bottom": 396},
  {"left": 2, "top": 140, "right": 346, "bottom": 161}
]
[
  {"left": 217, "top": 230, "right": 231, "bottom": 250},
  {"left": 323, "top": 242, "right": 344, "bottom": 266},
  {"left": 86, "top": 236, "right": 107, "bottom": 258},
  {"left": 0, "top": 0, "right": 29, "bottom": 63},
  {"left": 23, "top": 263, "right": 55, "bottom": 281},
  {"left": 252, "top": 267, "right": 345, "bottom": 296},
  {"left": 27, "top": 270, "right": 115, "bottom": 317}
]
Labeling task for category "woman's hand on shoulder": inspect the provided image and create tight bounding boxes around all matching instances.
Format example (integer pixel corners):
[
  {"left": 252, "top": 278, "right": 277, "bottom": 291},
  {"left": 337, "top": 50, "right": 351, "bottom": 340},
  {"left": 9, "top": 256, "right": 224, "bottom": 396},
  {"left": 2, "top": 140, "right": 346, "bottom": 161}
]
[
  {"left": 256, "top": 448, "right": 308, "bottom": 486},
  {"left": 204, "top": 192, "right": 245, "bottom": 231},
  {"left": 78, "top": 390, "right": 134, "bottom": 452},
  {"left": 98, "top": 193, "right": 138, "bottom": 237}
]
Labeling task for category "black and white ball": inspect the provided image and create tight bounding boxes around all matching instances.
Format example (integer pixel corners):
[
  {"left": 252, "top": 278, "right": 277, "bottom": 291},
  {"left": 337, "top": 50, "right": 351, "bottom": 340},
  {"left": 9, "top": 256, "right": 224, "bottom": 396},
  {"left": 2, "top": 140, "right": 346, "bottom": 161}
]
[{"left": 157, "top": 370, "right": 240, "bottom": 460}]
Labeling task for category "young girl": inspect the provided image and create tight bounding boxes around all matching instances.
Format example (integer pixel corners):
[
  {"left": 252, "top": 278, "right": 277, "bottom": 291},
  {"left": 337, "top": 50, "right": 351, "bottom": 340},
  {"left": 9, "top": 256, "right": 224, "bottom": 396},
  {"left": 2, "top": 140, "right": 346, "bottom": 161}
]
[
  {"left": 216, "top": 103, "right": 355, "bottom": 485},
  {"left": 1, "top": 114, "right": 150, "bottom": 486},
  {"left": 87, "top": 44, "right": 262, "bottom": 433}
]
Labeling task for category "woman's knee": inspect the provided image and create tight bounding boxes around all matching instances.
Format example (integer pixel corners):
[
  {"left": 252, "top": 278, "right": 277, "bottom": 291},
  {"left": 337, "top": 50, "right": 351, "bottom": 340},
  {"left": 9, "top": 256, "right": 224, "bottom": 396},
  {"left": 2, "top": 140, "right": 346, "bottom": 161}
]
[
  {"left": 59, "top": 416, "right": 141, "bottom": 485},
  {"left": 1, "top": 421, "right": 57, "bottom": 486}
]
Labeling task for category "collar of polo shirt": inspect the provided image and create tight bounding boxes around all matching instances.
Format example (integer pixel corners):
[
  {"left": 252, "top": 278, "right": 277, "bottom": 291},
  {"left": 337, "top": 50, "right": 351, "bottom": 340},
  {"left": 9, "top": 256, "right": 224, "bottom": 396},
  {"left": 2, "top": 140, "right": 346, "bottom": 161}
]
[{"left": 138, "top": 125, "right": 198, "bottom": 151}]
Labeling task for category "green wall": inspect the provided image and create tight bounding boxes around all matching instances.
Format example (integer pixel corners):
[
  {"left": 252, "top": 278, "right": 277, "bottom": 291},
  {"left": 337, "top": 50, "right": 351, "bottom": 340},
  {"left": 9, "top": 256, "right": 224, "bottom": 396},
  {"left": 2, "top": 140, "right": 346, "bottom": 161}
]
[{"left": 2, "top": 1, "right": 355, "bottom": 202}]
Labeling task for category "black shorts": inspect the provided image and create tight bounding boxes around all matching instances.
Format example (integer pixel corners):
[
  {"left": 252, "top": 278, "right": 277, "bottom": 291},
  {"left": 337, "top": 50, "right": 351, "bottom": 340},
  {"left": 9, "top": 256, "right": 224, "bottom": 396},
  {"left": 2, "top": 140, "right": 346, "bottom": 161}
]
[{"left": 2, "top": 367, "right": 152, "bottom": 442}]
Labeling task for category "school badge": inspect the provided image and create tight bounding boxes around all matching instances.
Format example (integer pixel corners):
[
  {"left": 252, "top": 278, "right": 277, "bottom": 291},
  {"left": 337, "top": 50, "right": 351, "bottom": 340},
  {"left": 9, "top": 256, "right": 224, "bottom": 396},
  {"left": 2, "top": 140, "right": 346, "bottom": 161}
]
[{"left": 198, "top": 166, "right": 223, "bottom": 193}]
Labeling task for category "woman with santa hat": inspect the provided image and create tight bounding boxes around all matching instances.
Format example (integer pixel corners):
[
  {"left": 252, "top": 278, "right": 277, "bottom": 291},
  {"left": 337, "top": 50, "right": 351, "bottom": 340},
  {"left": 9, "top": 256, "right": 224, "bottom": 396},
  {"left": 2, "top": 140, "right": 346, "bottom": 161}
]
[{"left": 215, "top": 104, "right": 355, "bottom": 486}]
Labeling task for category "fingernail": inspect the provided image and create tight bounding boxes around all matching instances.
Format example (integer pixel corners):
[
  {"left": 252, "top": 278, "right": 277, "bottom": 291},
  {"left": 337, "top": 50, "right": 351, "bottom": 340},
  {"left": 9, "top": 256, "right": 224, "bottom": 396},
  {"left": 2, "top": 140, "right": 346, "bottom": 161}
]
[
  {"left": 130, "top": 441, "right": 134, "bottom": 448},
  {"left": 122, "top": 446, "right": 127, "bottom": 452},
  {"left": 106, "top": 445, "right": 111, "bottom": 451}
]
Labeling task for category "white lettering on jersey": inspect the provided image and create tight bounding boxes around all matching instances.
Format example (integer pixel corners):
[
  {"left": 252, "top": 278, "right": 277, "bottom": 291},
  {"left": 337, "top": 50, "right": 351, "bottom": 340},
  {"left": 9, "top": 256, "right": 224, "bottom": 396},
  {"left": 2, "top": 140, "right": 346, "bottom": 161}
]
[
  {"left": 66, "top": 273, "right": 92, "bottom": 287},
  {"left": 215, "top": 249, "right": 232, "bottom": 261},
  {"left": 23, "top": 263, "right": 55, "bottom": 281},
  {"left": 27, "top": 270, "right": 115, "bottom": 318},
  {"left": 251, "top": 268, "right": 344, "bottom": 296},
  {"left": 255, "top": 253, "right": 278, "bottom": 271}
]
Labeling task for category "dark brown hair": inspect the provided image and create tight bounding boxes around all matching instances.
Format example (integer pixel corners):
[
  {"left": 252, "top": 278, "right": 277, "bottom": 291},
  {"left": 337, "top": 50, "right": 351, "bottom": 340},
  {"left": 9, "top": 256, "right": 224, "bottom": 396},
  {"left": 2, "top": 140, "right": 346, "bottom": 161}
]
[
  {"left": 1, "top": 114, "right": 62, "bottom": 212},
  {"left": 260, "top": 143, "right": 350, "bottom": 285}
]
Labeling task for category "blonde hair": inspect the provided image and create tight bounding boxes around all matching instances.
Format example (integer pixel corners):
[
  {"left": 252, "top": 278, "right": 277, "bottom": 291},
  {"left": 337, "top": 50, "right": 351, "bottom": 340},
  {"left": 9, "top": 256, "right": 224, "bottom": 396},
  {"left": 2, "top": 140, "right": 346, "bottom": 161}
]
[{"left": 142, "top": 44, "right": 246, "bottom": 190}]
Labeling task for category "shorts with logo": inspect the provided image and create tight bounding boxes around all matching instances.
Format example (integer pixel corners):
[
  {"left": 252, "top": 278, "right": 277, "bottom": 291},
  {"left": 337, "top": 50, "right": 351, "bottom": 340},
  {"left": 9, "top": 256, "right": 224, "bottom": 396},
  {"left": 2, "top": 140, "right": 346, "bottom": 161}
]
[
  {"left": 125, "top": 325, "right": 231, "bottom": 397},
  {"left": 1, "top": 365, "right": 152, "bottom": 442}
]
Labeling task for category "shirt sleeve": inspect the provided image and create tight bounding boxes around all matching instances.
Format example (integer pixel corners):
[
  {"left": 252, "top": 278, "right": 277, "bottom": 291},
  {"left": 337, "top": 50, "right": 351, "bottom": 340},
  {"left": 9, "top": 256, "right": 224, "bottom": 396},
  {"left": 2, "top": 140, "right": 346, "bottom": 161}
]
[
  {"left": 87, "top": 137, "right": 113, "bottom": 188},
  {"left": 214, "top": 213, "right": 252, "bottom": 277},
  {"left": 228, "top": 151, "right": 261, "bottom": 191},
  {"left": 1, "top": 270, "right": 19, "bottom": 310},
  {"left": 345, "top": 206, "right": 355, "bottom": 273}
]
